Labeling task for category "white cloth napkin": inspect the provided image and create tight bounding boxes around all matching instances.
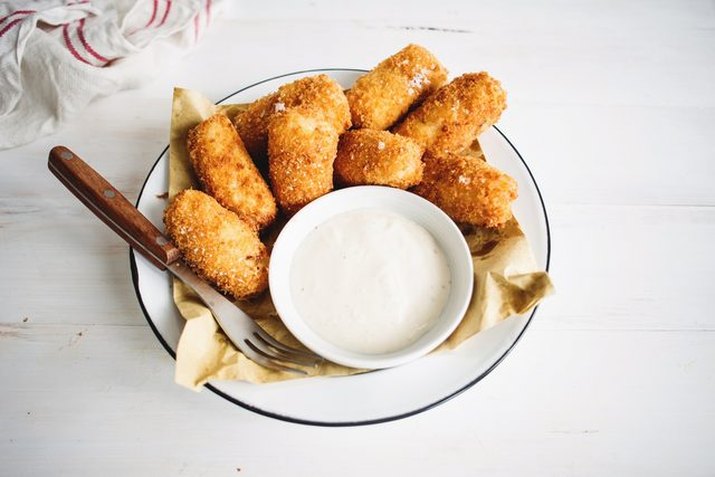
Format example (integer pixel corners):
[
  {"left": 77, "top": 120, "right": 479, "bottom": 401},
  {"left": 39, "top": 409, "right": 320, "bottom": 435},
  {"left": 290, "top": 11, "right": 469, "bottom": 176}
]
[{"left": 0, "top": 0, "right": 222, "bottom": 149}]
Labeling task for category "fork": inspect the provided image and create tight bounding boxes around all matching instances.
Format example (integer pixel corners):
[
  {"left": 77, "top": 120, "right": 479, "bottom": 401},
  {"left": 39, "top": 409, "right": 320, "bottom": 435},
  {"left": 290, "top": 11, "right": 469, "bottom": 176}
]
[{"left": 48, "top": 146, "right": 322, "bottom": 374}]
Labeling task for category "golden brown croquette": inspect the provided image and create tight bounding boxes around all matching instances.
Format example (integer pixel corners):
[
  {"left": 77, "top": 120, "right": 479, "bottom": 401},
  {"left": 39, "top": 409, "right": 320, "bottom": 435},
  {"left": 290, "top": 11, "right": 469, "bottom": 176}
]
[
  {"left": 334, "top": 129, "right": 424, "bottom": 189},
  {"left": 232, "top": 74, "right": 350, "bottom": 167},
  {"left": 347, "top": 44, "right": 447, "bottom": 130},
  {"left": 267, "top": 109, "right": 339, "bottom": 214},
  {"left": 187, "top": 113, "right": 277, "bottom": 230},
  {"left": 163, "top": 190, "right": 269, "bottom": 300},
  {"left": 413, "top": 152, "right": 517, "bottom": 228},
  {"left": 394, "top": 72, "right": 507, "bottom": 156}
]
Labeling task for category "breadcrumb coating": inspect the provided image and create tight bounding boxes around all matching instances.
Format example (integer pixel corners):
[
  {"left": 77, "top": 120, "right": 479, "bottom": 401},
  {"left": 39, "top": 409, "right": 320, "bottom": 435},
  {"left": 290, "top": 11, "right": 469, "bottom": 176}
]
[
  {"left": 334, "top": 129, "right": 424, "bottom": 189},
  {"left": 394, "top": 72, "right": 507, "bottom": 156},
  {"left": 413, "top": 152, "right": 518, "bottom": 228},
  {"left": 187, "top": 114, "right": 277, "bottom": 230},
  {"left": 163, "top": 190, "right": 269, "bottom": 300},
  {"left": 347, "top": 44, "right": 447, "bottom": 130},
  {"left": 230, "top": 93, "right": 278, "bottom": 168},
  {"left": 268, "top": 109, "right": 339, "bottom": 214},
  {"left": 276, "top": 74, "right": 351, "bottom": 133},
  {"left": 232, "top": 74, "right": 350, "bottom": 167}
]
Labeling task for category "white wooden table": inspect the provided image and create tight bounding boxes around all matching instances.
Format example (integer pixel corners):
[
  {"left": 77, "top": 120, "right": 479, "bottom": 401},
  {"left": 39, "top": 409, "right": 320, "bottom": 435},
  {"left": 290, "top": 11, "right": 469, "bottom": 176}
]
[{"left": 2, "top": 1, "right": 713, "bottom": 474}]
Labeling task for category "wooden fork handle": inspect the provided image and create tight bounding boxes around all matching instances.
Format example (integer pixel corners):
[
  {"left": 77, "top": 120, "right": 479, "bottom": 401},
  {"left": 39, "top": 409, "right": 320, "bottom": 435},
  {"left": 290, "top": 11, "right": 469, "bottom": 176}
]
[{"left": 48, "top": 146, "right": 181, "bottom": 271}]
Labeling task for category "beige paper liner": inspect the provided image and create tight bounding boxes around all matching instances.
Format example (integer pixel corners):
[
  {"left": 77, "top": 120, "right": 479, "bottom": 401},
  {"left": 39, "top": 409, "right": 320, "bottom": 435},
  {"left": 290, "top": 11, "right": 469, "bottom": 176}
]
[{"left": 166, "top": 87, "right": 554, "bottom": 389}]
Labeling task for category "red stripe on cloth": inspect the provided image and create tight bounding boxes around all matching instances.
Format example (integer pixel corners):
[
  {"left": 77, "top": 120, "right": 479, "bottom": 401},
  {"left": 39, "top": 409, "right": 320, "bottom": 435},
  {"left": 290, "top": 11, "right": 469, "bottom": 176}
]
[
  {"left": 206, "top": 0, "right": 212, "bottom": 20},
  {"left": 145, "top": 0, "right": 158, "bottom": 27},
  {"left": 0, "top": 18, "right": 24, "bottom": 38},
  {"left": 62, "top": 23, "right": 91, "bottom": 64},
  {"left": 0, "top": 10, "right": 35, "bottom": 26},
  {"left": 157, "top": 0, "right": 172, "bottom": 27},
  {"left": 77, "top": 19, "right": 109, "bottom": 63},
  {"left": 193, "top": 12, "right": 200, "bottom": 42}
]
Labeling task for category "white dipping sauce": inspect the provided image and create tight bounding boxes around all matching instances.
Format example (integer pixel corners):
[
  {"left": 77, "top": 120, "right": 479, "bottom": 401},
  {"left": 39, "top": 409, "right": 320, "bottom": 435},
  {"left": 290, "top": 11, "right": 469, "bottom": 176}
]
[{"left": 290, "top": 209, "right": 451, "bottom": 354}]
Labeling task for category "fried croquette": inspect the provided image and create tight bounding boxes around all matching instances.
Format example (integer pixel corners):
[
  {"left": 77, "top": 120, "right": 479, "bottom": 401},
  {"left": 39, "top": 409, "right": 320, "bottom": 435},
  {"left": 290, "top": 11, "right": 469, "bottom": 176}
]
[
  {"left": 413, "top": 152, "right": 518, "bottom": 228},
  {"left": 232, "top": 74, "right": 350, "bottom": 166},
  {"left": 229, "top": 92, "right": 278, "bottom": 167},
  {"left": 394, "top": 72, "right": 507, "bottom": 156},
  {"left": 267, "top": 109, "right": 339, "bottom": 214},
  {"left": 334, "top": 129, "right": 424, "bottom": 189},
  {"left": 187, "top": 114, "right": 277, "bottom": 230},
  {"left": 163, "top": 190, "right": 269, "bottom": 300},
  {"left": 275, "top": 74, "right": 351, "bottom": 134},
  {"left": 347, "top": 44, "right": 447, "bottom": 130}
]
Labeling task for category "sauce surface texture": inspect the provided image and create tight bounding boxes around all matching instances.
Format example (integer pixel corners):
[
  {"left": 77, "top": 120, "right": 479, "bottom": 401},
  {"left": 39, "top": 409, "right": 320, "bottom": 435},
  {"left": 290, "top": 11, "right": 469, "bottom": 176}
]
[{"left": 290, "top": 209, "right": 451, "bottom": 354}]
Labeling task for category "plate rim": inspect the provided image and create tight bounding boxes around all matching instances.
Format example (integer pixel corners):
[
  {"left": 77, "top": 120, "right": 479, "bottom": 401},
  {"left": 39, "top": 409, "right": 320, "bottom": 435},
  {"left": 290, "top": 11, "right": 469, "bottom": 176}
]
[{"left": 129, "top": 68, "right": 552, "bottom": 427}]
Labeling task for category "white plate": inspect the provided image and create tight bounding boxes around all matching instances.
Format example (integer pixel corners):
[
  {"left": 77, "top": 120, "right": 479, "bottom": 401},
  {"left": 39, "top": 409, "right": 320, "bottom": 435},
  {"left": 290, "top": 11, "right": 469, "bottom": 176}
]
[{"left": 130, "top": 69, "right": 551, "bottom": 426}]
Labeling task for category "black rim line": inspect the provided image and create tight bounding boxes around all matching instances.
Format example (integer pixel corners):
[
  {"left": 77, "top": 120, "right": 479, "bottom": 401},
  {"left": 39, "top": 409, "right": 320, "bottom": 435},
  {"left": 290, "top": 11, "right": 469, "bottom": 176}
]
[{"left": 129, "top": 68, "right": 552, "bottom": 427}]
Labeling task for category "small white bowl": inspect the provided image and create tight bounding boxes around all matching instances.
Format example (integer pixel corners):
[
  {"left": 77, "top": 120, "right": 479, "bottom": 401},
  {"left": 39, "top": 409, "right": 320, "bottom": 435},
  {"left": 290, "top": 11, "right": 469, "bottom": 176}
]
[{"left": 269, "top": 186, "right": 474, "bottom": 369}]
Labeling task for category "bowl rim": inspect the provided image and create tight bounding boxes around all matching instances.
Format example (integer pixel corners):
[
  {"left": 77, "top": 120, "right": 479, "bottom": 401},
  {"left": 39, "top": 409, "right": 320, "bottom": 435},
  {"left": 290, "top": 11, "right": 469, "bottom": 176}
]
[{"left": 268, "top": 185, "right": 474, "bottom": 369}]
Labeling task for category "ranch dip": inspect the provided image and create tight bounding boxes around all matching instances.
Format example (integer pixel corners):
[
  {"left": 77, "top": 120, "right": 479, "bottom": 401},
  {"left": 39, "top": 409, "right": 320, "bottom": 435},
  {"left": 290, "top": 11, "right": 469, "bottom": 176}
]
[{"left": 290, "top": 209, "right": 451, "bottom": 354}]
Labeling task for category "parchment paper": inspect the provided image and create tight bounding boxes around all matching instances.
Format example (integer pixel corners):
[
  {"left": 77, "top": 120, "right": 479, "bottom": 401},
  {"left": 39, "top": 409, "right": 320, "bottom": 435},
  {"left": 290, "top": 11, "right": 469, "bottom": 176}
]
[{"left": 167, "top": 87, "right": 553, "bottom": 390}]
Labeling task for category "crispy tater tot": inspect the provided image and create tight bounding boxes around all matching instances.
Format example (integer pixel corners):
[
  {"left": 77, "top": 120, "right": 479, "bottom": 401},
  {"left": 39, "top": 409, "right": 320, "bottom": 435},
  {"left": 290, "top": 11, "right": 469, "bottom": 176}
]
[
  {"left": 187, "top": 114, "right": 277, "bottom": 230},
  {"left": 347, "top": 44, "right": 447, "bottom": 130},
  {"left": 394, "top": 72, "right": 507, "bottom": 156},
  {"left": 267, "top": 109, "right": 339, "bottom": 214},
  {"left": 413, "top": 152, "right": 518, "bottom": 228},
  {"left": 232, "top": 75, "right": 350, "bottom": 166},
  {"left": 334, "top": 129, "right": 424, "bottom": 189},
  {"left": 164, "top": 190, "right": 269, "bottom": 300}
]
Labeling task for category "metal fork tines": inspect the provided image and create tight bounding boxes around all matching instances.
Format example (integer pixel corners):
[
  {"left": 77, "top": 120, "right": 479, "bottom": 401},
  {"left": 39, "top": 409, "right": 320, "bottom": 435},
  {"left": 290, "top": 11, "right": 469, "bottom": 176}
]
[{"left": 168, "top": 261, "right": 323, "bottom": 374}]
